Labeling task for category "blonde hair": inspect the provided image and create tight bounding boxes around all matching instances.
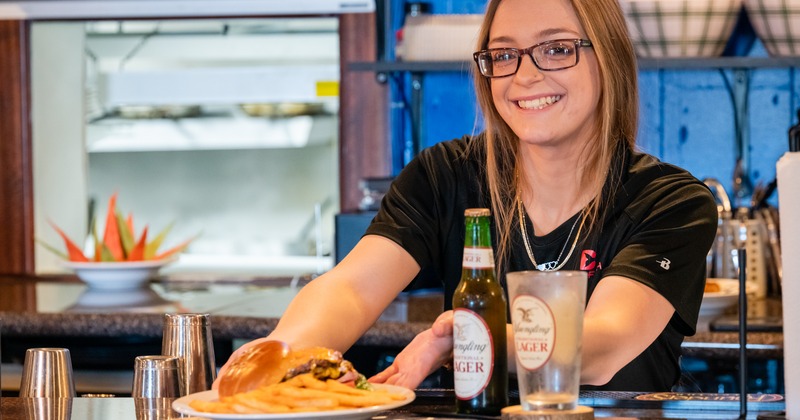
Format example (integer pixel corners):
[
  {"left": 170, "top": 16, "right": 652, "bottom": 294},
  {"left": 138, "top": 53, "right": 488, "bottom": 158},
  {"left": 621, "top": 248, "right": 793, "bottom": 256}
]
[{"left": 469, "top": 0, "right": 639, "bottom": 273}]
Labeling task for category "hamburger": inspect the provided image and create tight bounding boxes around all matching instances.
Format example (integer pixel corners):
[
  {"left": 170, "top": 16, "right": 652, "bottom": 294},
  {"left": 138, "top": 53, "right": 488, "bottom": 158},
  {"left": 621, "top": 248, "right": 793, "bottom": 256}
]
[{"left": 217, "top": 340, "right": 363, "bottom": 397}]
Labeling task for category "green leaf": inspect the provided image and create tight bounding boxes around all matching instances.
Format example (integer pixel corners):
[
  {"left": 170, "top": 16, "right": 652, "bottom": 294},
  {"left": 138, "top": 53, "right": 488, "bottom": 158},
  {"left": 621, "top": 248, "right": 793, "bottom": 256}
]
[
  {"left": 116, "top": 212, "right": 135, "bottom": 259},
  {"left": 355, "top": 374, "right": 373, "bottom": 391},
  {"left": 145, "top": 222, "right": 174, "bottom": 260},
  {"left": 36, "top": 238, "right": 68, "bottom": 260},
  {"left": 91, "top": 217, "right": 101, "bottom": 261},
  {"left": 99, "top": 242, "right": 116, "bottom": 262}
]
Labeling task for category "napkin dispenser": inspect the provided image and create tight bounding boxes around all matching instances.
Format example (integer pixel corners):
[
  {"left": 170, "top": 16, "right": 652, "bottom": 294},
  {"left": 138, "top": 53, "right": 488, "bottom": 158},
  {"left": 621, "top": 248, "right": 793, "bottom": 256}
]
[{"left": 777, "top": 111, "right": 800, "bottom": 418}]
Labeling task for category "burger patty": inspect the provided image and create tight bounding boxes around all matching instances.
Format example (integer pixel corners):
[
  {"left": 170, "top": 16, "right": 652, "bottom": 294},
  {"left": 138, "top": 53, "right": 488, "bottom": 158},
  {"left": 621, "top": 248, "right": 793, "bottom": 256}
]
[{"left": 283, "top": 357, "right": 356, "bottom": 381}]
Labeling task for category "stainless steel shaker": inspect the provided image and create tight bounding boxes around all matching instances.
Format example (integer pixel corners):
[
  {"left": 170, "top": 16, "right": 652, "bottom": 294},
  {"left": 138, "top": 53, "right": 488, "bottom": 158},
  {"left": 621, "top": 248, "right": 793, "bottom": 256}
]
[
  {"left": 132, "top": 355, "right": 182, "bottom": 420},
  {"left": 24, "top": 395, "right": 73, "bottom": 420},
  {"left": 132, "top": 355, "right": 184, "bottom": 399},
  {"left": 19, "top": 347, "right": 76, "bottom": 398},
  {"left": 161, "top": 313, "right": 216, "bottom": 395},
  {"left": 135, "top": 397, "right": 179, "bottom": 420}
]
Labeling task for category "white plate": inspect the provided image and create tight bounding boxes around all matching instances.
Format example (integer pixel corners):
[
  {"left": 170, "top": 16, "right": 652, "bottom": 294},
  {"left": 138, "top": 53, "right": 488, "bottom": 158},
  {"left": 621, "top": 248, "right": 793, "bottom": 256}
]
[
  {"left": 61, "top": 259, "right": 175, "bottom": 290},
  {"left": 700, "top": 278, "right": 752, "bottom": 316},
  {"left": 172, "top": 385, "right": 415, "bottom": 420}
]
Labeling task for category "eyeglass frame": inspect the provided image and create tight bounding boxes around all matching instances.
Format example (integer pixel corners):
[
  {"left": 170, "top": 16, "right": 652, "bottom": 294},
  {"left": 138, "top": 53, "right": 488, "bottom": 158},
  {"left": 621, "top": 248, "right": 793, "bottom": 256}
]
[{"left": 473, "top": 38, "right": 593, "bottom": 78}]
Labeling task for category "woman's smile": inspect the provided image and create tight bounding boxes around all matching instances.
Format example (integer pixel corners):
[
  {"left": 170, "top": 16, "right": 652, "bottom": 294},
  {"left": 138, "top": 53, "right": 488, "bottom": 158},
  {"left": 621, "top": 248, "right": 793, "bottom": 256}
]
[{"left": 516, "top": 95, "right": 562, "bottom": 110}]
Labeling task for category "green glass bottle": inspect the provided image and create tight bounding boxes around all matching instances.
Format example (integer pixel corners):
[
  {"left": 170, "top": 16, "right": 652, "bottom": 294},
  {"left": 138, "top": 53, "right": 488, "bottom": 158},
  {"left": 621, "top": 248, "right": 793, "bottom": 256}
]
[{"left": 452, "top": 208, "right": 509, "bottom": 415}]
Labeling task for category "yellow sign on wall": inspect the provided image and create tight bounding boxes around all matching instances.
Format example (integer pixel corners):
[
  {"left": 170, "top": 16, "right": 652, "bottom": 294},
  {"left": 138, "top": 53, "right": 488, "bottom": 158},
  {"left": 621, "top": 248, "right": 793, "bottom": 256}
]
[{"left": 316, "top": 81, "right": 339, "bottom": 97}]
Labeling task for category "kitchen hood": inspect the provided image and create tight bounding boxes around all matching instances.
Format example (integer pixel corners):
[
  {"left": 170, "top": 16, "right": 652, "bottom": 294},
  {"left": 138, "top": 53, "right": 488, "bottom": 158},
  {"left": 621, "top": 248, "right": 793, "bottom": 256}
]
[
  {"left": 87, "top": 112, "right": 338, "bottom": 152},
  {"left": 0, "top": 0, "right": 374, "bottom": 20},
  {"left": 81, "top": 17, "right": 342, "bottom": 152}
]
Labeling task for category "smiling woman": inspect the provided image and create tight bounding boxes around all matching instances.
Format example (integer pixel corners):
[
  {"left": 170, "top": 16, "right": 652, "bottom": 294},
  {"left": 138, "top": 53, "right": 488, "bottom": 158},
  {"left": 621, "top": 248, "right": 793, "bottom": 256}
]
[{"left": 216, "top": 0, "right": 718, "bottom": 398}]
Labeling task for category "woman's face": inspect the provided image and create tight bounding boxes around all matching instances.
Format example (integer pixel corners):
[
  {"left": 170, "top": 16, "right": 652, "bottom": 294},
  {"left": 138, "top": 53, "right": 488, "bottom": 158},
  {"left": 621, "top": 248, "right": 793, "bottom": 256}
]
[{"left": 488, "top": 0, "right": 601, "bottom": 150}]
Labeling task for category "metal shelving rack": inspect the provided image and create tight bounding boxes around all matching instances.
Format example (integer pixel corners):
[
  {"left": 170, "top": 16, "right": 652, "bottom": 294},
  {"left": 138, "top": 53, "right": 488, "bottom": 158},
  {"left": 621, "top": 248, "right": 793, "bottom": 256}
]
[
  {"left": 349, "top": 56, "right": 800, "bottom": 72},
  {"left": 349, "top": 56, "right": 800, "bottom": 172}
]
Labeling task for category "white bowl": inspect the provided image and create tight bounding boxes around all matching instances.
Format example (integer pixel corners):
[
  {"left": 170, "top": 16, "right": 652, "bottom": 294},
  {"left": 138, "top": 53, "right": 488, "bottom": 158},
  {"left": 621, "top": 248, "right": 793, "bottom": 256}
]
[
  {"left": 61, "top": 259, "right": 175, "bottom": 290},
  {"left": 744, "top": 0, "right": 800, "bottom": 56},
  {"left": 699, "top": 277, "right": 759, "bottom": 316},
  {"left": 619, "top": 0, "right": 743, "bottom": 57},
  {"left": 700, "top": 278, "right": 739, "bottom": 316},
  {"left": 68, "top": 287, "right": 178, "bottom": 313}
]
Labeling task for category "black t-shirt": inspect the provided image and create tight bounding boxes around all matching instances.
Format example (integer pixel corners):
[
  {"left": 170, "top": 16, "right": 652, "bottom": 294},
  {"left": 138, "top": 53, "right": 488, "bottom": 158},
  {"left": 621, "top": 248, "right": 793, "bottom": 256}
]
[{"left": 365, "top": 134, "right": 718, "bottom": 391}]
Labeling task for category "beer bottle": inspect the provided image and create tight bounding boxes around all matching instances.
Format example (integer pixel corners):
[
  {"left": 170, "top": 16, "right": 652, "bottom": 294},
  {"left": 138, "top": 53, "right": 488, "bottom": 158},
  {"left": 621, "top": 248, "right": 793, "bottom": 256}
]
[{"left": 452, "top": 208, "right": 508, "bottom": 415}]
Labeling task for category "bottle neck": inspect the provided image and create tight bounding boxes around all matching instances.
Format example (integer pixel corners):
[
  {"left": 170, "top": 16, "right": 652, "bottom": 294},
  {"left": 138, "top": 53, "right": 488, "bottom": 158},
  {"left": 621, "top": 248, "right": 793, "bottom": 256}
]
[
  {"left": 463, "top": 215, "right": 496, "bottom": 273},
  {"left": 464, "top": 215, "right": 493, "bottom": 248}
]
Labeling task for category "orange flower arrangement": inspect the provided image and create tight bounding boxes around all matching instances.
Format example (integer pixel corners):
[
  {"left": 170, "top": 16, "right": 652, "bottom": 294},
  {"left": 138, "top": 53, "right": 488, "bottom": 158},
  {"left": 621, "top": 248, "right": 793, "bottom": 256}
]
[{"left": 41, "top": 193, "right": 196, "bottom": 262}]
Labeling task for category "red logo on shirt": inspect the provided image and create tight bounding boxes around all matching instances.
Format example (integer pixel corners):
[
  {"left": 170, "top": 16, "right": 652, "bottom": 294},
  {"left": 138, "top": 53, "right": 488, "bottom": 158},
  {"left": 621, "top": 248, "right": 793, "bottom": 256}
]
[
  {"left": 580, "top": 250, "right": 597, "bottom": 270},
  {"left": 580, "top": 249, "right": 601, "bottom": 279}
]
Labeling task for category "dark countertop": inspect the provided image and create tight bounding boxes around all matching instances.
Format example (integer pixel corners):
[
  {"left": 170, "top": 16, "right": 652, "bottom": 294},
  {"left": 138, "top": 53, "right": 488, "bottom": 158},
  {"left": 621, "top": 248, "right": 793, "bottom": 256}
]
[
  {"left": 0, "top": 276, "right": 784, "bottom": 360},
  {"left": 0, "top": 391, "right": 787, "bottom": 420},
  {"left": 0, "top": 311, "right": 784, "bottom": 359},
  {"left": 0, "top": 311, "right": 427, "bottom": 347}
]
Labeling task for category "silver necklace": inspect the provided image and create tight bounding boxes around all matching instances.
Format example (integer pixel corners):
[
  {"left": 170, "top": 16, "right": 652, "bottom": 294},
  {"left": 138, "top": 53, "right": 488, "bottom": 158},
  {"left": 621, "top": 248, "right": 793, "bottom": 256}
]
[{"left": 517, "top": 197, "right": 585, "bottom": 271}]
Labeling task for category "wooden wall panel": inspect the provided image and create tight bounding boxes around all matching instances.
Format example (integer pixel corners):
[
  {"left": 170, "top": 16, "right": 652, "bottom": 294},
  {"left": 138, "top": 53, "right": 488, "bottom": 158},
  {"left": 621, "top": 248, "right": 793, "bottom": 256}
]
[
  {"left": 0, "top": 20, "right": 34, "bottom": 275},
  {"left": 0, "top": 278, "right": 37, "bottom": 312},
  {"left": 338, "top": 13, "right": 389, "bottom": 213}
]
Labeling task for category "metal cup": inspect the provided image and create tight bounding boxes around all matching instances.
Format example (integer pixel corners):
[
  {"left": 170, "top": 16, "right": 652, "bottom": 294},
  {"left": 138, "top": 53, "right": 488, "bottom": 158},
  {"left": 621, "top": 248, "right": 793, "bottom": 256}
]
[
  {"left": 161, "top": 313, "right": 216, "bottom": 395},
  {"left": 19, "top": 348, "right": 76, "bottom": 398},
  {"left": 134, "top": 397, "right": 179, "bottom": 420},
  {"left": 132, "top": 355, "right": 184, "bottom": 399},
  {"left": 23, "top": 395, "right": 73, "bottom": 420}
]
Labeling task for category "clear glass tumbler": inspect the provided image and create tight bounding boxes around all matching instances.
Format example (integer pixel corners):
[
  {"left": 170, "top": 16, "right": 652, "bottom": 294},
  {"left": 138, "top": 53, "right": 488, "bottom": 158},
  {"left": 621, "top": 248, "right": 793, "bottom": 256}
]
[{"left": 507, "top": 270, "right": 587, "bottom": 411}]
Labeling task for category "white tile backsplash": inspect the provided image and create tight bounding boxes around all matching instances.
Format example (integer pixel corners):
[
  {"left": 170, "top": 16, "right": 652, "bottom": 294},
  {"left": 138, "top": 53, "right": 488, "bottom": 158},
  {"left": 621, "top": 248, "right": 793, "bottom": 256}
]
[{"left": 87, "top": 144, "right": 339, "bottom": 270}]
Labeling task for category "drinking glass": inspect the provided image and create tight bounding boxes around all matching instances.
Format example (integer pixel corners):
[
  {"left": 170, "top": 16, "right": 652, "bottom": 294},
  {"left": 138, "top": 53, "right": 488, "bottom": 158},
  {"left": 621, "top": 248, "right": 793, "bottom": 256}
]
[{"left": 507, "top": 270, "right": 587, "bottom": 411}]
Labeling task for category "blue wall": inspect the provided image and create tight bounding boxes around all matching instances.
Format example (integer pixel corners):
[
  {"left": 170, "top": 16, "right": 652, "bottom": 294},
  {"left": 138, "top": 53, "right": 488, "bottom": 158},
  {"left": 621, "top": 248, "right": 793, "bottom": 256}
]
[
  {"left": 384, "top": 1, "right": 799, "bottom": 208},
  {"left": 638, "top": 43, "right": 799, "bottom": 208}
]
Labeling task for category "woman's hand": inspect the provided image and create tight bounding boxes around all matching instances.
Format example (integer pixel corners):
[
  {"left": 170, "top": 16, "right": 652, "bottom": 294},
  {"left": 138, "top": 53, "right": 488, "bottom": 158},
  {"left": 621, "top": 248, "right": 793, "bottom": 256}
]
[{"left": 369, "top": 311, "right": 454, "bottom": 389}]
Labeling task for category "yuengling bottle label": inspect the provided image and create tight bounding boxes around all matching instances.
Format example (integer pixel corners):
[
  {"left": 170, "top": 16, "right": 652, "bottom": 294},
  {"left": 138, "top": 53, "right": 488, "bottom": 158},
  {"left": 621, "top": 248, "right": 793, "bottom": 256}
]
[
  {"left": 453, "top": 308, "right": 494, "bottom": 399},
  {"left": 512, "top": 294, "right": 555, "bottom": 370},
  {"left": 462, "top": 247, "right": 494, "bottom": 269}
]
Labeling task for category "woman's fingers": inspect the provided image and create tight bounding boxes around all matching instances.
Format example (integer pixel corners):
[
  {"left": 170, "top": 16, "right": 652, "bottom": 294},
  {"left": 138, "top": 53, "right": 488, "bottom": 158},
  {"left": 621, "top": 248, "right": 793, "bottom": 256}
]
[
  {"left": 432, "top": 310, "right": 454, "bottom": 337},
  {"left": 368, "top": 364, "right": 398, "bottom": 384}
]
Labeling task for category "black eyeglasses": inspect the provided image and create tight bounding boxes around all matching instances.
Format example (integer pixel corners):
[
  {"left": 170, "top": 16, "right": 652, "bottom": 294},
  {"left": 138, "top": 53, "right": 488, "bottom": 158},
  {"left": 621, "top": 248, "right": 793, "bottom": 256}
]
[{"left": 473, "top": 39, "right": 593, "bottom": 78}]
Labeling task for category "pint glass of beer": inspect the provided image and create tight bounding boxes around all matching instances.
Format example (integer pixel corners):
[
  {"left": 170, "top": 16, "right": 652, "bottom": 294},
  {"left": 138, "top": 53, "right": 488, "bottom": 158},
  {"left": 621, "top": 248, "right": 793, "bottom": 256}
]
[{"left": 507, "top": 270, "right": 586, "bottom": 411}]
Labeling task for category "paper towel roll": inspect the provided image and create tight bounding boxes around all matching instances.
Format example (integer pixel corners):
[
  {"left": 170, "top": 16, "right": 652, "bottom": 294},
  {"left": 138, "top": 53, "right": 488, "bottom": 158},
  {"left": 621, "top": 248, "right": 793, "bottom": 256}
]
[{"left": 778, "top": 152, "right": 800, "bottom": 418}]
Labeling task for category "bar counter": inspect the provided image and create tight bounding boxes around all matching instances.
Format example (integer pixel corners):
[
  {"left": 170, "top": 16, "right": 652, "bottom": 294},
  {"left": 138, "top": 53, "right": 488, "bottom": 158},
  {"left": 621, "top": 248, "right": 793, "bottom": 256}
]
[
  {"left": 0, "top": 307, "right": 785, "bottom": 359},
  {"left": 0, "top": 390, "right": 788, "bottom": 419},
  {"left": 0, "top": 275, "right": 786, "bottom": 398},
  {"left": 0, "top": 276, "right": 784, "bottom": 360}
]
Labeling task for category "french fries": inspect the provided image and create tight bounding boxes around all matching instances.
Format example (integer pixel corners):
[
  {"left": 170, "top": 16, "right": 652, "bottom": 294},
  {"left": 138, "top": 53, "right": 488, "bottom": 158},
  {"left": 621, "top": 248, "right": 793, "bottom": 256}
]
[
  {"left": 704, "top": 279, "right": 721, "bottom": 293},
  {"left": 190, "top": 373, "right": 407, "bottom": 415}
]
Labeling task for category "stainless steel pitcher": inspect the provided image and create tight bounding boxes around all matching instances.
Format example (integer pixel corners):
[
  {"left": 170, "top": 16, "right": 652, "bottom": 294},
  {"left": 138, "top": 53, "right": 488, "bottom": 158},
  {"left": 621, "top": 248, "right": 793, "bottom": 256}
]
[
  {"left": 161, "top": 313, "right": 216, "bottom": 395},
  {"left": 704, "top": 178, "right": 775, "bottom": 297},
  {"left": 704, "top": 178, "right": 738, "bottom": 279}
]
